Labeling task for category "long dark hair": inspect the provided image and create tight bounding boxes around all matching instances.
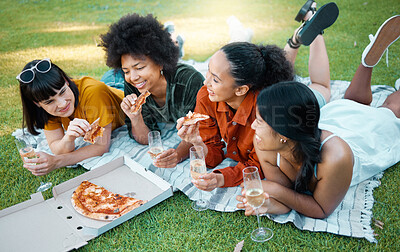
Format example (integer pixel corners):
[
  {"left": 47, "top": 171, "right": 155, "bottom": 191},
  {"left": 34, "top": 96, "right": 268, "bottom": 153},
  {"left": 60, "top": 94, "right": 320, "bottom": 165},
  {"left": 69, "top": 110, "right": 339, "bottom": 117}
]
[
  {"left": 18, "top": 60, "right": 79, "bottom": 135},
  {"left": 220, "top": 42, "right": 294, "bottom": 90},
  {"left": 257, "top": 82, "right": 322, "bottom": 192}
]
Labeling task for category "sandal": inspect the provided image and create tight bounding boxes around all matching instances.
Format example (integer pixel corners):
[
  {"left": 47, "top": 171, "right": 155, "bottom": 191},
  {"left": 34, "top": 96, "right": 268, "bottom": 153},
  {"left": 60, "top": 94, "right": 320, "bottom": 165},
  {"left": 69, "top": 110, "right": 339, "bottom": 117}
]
[
  {"left": 297, "top": 2, "right": 339, "bottom": 46},
  {"left": 287, "top": 37, "right": 301, "bottom": 49},
  {"left": 295, "top": 0, "right": 316, "bottom": 22}
]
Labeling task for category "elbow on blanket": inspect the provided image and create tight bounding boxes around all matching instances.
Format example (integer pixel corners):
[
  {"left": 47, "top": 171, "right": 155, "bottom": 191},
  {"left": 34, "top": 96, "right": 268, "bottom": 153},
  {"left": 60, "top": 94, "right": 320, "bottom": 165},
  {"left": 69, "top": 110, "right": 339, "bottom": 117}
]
[
  {"left": 92, "top": 142, "right": 111, "bottom": 157},
  {"left": 306, "top": 207, "right": 331, "bottom": 219},
  {"left": 99, "top": 144, "right": 110, "bottom": 156},
  {"left": 314, "top": 212, "right": 330, "bottom": 219}
]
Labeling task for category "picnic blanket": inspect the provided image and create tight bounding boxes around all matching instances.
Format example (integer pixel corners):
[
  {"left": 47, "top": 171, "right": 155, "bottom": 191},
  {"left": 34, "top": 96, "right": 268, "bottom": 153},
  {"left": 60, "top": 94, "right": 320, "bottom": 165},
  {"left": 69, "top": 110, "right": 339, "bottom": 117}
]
[{"left": 12, "top": 74, "right": 396, "bottom": 243}]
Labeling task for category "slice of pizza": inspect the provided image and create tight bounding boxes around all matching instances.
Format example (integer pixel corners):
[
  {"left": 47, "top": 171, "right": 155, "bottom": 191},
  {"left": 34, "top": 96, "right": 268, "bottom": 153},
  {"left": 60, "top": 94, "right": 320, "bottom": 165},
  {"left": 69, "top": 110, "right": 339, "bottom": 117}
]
[
  {"left": 130, "top": 90, "right": 151, "bottom": 113},
  {"left": 83, "top": 118, "right": 105, "bottom": 144},
  {"left": 71, "top": 180, "right": 147, "bottom": 221},
  {"left": 182, "top": 111, "right": 210, "bottom": 126}
]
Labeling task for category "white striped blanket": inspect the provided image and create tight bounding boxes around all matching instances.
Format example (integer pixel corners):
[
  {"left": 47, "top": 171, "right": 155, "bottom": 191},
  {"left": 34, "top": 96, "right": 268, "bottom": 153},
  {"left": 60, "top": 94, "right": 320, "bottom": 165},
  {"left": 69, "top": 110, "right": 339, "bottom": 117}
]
[{"left": 12, "top": 77, "right": 396, "bottom": 243}]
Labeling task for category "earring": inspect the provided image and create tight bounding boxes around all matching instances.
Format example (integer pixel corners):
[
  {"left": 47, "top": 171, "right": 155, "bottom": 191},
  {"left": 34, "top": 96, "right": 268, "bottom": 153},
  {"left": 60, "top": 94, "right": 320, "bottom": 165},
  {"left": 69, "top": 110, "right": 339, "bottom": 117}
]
[
  {"left": 160, "top": 69, "right": 164, "bottom": 76},
  {"left": 280, "top": 138, "right": 287, "bottom": 144}
]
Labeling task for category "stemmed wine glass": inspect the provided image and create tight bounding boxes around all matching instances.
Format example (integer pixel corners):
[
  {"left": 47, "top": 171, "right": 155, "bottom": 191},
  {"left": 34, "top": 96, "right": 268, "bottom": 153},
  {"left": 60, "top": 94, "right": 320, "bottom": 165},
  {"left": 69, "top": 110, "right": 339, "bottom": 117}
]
[
  {"left": 190, "top": 146, "right": 209, "bottom": 211},
  {"left": 148, "top": 131, "right": 164, "bottom": 161},
  {"left": 14, "top": 135, "right": 52, "bottom": 192},
  {"left": 243, "top": 166, "right": 273, "bottom": 242}
]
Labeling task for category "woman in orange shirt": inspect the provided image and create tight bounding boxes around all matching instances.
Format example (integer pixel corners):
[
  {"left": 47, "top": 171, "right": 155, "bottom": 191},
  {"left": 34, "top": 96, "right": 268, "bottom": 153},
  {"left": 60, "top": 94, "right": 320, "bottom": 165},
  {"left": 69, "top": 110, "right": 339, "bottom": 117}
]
[
  {"left": 17, "top": 59, "right": 125, "bottom": 176},
  {"left": 177, "top": 2, "right": 338, "bottom": 191}
]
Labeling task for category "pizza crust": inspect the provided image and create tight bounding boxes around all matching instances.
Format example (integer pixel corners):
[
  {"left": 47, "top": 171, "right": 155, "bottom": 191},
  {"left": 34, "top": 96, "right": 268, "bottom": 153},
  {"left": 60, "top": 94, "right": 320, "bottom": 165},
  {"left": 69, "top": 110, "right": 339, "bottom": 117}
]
[
  {"left": 71, "top": 180, "right": 147, "bottom": 221},
  {"left": 130, "top": 90, "right": 151, "bottom": 113}
]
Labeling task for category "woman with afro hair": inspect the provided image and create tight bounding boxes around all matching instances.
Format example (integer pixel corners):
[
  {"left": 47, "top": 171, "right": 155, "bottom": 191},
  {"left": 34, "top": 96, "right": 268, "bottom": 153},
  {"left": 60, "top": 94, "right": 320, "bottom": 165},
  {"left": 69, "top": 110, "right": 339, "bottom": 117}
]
[{"left": 100, "top": 13, "right": 204, "bottom": 168}]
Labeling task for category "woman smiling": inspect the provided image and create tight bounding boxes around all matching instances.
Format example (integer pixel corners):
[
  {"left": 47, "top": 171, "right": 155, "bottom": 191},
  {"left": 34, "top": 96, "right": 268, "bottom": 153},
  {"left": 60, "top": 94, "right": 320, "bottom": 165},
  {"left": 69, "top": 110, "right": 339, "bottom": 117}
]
[
  {"left": 177, "top": 1, "right": 338, "bottom": 191},
  {"left": 100, "top": 13, "right": 204, "bottom": 168},
  {"left": 18, "top": 59, "right": 125, "bottom": 176}
]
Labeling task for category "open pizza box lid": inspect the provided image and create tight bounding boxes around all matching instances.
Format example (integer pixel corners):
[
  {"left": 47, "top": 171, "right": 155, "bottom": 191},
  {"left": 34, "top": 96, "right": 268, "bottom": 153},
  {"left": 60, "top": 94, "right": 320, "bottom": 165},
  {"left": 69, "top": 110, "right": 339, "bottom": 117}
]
[{"left": 0, "top": 156, "right": 173, "bottom": 251}]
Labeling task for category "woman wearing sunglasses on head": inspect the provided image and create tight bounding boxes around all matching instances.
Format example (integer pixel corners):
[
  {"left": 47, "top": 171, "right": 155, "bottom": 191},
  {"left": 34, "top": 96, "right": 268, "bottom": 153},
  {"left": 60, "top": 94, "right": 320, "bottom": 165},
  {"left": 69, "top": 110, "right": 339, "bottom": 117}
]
[{"left": 17, "top": 58, "right": 125, "bottom": 176}]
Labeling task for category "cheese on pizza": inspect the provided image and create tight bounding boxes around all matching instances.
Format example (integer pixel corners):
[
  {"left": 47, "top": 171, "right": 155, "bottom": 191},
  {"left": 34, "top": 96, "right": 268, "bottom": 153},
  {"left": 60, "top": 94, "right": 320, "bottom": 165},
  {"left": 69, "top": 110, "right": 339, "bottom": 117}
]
[
  {"left": 71, "top": 180, "right": 147, "bottom": 221},
  {"left": 182, "top": 111, "right": 210, "bottom": 126},
  {"left": 130, "top": 90, "right": 151, "bottom": 113},
  {"left": 83, "top": 118, "right": 104, "bottom": 144}
]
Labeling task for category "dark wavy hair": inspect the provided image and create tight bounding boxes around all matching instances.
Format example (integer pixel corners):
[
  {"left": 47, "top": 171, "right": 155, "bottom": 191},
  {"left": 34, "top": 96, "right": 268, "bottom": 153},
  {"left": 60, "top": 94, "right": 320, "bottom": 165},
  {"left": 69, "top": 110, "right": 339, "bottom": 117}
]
[
  {"left": 220, "top": 42, "right": 294, "bottom": 90},
  {"left": 18, "top": 60, "right": 79, "bottom": 135},
  {"left": 257, "top": 81, "right": 322, "bottom": 192},
  {"left": 99, "top": 13, "right": 179, "bottom": 77}
]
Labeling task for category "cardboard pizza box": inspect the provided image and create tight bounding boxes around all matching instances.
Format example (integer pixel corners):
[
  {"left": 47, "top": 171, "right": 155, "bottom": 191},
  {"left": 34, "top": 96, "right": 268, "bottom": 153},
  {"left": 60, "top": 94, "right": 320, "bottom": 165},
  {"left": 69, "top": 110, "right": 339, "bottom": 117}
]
[{"left": 0, "top": 156, "right": 173, "bottom": 251}]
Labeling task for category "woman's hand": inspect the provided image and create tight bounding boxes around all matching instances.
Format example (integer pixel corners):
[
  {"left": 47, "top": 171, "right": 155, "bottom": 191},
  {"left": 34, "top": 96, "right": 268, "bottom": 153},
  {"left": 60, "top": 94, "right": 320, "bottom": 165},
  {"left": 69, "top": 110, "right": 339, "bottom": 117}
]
[
  {"left": 120, "top": 94, "right": 142, "bottom": 120},
  {"left": 192, "top": 172, "right": 224, "bottom": 191},
  {"left": 153, "top": 148, "right": 180, "bottom": 168},
  {"left": 23, "top": 152, "right": 59, "bottom": 176},
  {"left": 237, "top": 181, "right": 291, "bottom": 216},
  {"left": 65, "top": 118, "right": 91, "bottom": 140},
  {"left": 236, "top": 186, "right": 270, "bottom": 216},
  {"left": 176, "top": 118, "right": 203, "bottom": 145}
]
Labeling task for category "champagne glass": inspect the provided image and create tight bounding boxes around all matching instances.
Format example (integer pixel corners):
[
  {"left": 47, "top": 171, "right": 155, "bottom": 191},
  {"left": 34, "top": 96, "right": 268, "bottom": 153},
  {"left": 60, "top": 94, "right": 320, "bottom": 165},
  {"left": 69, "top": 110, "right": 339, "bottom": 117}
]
[
  {"left": 243, "top": 166, "right": 273, "bottom": 242},
  {"left": 148, "top": 131, "right": 164, "bottom": 160},
  {"left": 14, "top": 135, "right": 52, "bottom": 192},
  {"left": 190, "top": 146, "right": 209, "bottom": 211}
]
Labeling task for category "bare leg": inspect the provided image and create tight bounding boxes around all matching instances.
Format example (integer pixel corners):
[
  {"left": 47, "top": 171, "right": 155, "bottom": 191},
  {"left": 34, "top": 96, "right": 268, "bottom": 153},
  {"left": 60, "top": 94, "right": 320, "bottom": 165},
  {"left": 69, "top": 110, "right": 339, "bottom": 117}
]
[
  {"left": 284, "top": 2, "right": 315, "bottom": 64},
  {"left": 284, "top": 42, "right": 298, "bottom": 65},
  {"left": 284, "top": 1, "right": 333, "bottom": 103},
  {"left": 284, "top": 33, "right": 331, "bottom": 103},
  {"left": 343, "top": 64, "right": 373, "bottom": 105},
  {"left": 345, "top": 15, "right": 400, "bottom": 108},
  {"left": 308, "top": 35, "right": 331, "bottom": 102},
  {"left": 381, "top": 91, "right": 400, "bottom": 118}
]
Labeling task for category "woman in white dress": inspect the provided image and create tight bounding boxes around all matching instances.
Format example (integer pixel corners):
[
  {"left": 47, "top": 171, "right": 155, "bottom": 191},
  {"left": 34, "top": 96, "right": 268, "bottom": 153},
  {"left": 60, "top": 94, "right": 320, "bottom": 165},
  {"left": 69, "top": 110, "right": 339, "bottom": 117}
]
[{"left": 237, "top": 15, "right": 400, "bottom": 218}]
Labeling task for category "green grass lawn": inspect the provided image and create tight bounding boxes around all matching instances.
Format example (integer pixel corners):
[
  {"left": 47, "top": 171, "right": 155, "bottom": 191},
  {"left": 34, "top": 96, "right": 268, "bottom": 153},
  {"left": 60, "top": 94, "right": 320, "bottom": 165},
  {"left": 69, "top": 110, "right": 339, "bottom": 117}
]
[{"left": 1, "top": 0, "right": 399, "bottom": 251}]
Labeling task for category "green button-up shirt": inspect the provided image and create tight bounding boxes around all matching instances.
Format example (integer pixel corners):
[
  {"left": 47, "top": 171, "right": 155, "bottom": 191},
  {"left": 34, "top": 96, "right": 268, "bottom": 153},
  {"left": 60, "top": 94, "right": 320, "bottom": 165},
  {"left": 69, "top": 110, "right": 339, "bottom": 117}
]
[{"left": 124, "top": 63, "right": 204, "bottom": 136}]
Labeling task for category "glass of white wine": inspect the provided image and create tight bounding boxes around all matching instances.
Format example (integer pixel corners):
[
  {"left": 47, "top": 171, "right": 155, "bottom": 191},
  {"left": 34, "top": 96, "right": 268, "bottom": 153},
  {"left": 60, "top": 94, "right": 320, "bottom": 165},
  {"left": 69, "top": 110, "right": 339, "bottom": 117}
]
[
  {"left": 190, "top": 146, "right": 209, "bottom": 211},
  {"left": 243, "top": 166, "right": 273, "bottom": 242},
  {"left": 14, "top": 135, "right": 52, "bottom": 192},
  {"left": 148, "top": 131, "right": 164, "bottom": 160}
]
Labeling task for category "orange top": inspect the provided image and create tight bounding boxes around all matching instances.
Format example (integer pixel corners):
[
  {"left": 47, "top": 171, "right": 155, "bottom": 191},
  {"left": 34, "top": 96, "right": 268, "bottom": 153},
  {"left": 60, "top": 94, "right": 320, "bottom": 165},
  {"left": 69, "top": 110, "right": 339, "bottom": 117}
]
[
  {"left": 45, "top": 77, "right": 125, "bottom": 131},
  {"left": 194, "top": 86, "right": 263, "bottom": 187}
]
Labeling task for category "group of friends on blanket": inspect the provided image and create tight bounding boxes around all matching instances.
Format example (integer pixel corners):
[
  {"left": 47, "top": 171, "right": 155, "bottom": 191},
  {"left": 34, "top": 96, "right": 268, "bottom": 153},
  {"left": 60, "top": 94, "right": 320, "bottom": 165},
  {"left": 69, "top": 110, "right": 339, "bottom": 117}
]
[{"left": 16, "top": 1, "right": 400, "bottom": 219}]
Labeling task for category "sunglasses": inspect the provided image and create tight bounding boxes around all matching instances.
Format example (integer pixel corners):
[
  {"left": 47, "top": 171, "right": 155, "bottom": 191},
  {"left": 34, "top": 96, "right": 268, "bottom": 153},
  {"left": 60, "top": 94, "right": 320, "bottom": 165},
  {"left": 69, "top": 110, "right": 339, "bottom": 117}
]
[{"left": 16, "top": 58, "right": 52, "bottom": 83}]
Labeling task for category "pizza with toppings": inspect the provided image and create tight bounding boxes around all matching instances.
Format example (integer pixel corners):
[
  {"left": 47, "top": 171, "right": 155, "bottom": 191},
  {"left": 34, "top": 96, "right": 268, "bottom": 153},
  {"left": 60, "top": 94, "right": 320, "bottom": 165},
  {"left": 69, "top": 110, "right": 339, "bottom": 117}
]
[
  {"left": 130, "top": 90, "right": 151, "bottom": 113},
  {"left": 182, "top": 111, "right": 210, "bottom": 126},
  {"left": 83, "top": 118, "right": 104, "bottom": 144},
  {"left": 71, "top": 180, "right": 147, "bottom": 221}
]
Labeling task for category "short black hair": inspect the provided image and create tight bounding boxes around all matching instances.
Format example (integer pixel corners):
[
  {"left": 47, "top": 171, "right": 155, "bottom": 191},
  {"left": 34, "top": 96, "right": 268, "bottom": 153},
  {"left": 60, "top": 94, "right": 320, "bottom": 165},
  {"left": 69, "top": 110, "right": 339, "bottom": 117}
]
[
  {"left": 18, "top": 60, "right": 78, "bottom": 135},
  {"left": 100, "top": 13, "right": 179, "bottom": 77}
]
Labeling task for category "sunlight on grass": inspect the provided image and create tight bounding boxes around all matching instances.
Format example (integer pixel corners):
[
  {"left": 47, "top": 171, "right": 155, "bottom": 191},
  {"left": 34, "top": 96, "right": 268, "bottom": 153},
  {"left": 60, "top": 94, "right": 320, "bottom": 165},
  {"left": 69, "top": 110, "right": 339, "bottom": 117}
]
[
  {"left": 1, "top": 0, "right": 400, "bottom": 250},
  {"left": 173, "top": 16, "right": 292, "bottom": 61},
  {"left": 1, "top": 44, "right": 105, "bottom": 77},
  {"left": 41, "top": 22, "right": 106, "bottom": 33},
  {"left": 0, "top": 43, "right": 107, "bottom": 136}
]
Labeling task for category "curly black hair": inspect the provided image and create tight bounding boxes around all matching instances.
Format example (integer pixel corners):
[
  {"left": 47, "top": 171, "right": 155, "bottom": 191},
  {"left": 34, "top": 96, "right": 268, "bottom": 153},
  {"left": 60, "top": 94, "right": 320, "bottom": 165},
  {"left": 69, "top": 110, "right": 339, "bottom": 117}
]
[{"left": 100, "top": 13, "right": 179, "bottom": 76}]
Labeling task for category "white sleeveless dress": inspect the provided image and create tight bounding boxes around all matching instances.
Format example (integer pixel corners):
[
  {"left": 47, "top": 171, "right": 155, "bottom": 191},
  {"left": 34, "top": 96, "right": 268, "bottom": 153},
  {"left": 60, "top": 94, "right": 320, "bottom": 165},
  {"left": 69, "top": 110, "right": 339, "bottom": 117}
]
[{"left": 318, "top": 99, "right": 400, "bottom": 186}]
